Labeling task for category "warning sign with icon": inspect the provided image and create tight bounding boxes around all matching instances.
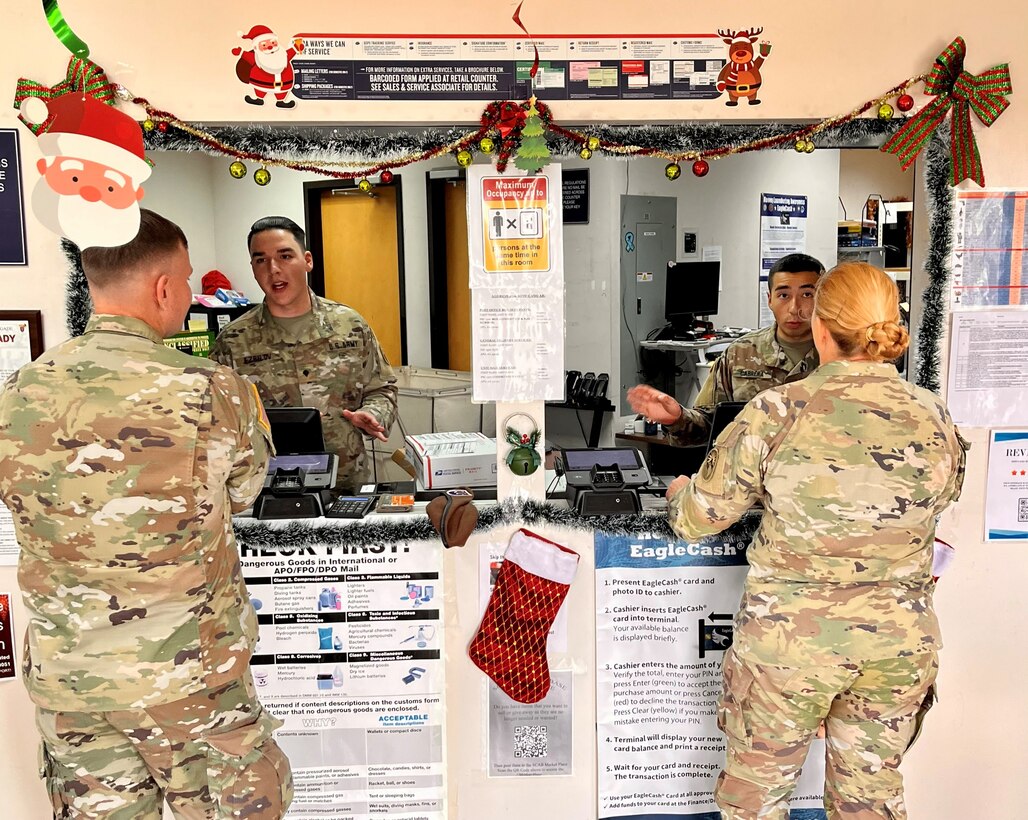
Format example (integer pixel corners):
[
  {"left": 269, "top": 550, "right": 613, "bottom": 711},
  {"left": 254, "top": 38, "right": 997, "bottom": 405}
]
[{"left": 481, "top": 176, "right": 550, "bottom": 273}]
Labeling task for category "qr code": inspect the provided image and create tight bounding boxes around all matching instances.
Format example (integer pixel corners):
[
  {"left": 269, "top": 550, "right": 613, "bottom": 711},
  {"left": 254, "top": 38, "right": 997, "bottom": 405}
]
[
  {"left": 513, "top": 724, "right": 548, "bottom": 758},
  {"left": 1019, "top": 498, "right": 1028, "bottom": 523}
]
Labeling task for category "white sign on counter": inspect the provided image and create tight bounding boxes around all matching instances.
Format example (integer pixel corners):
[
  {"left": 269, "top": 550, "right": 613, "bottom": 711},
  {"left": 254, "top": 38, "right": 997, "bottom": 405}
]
[
  {"left": 594, "top": 531, "right": 825, "bottom": 818},
  {"left": 239, "top": 538, "right": 445, "bottom": 819}
]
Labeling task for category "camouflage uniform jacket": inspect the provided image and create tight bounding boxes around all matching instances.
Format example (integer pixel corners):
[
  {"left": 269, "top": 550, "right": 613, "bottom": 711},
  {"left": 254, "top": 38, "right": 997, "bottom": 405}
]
[
  {"left": 667, "top": 324, "right": 819, "bottom": 445},
  {"left": 211, "top": 292, "right": 397, "bottom": 491},
  {"left": 669, "top": 360, "right": 967, "bottom": 667},
  {"left": 0, "top": 315, "right": 272, "bottom": 711}
]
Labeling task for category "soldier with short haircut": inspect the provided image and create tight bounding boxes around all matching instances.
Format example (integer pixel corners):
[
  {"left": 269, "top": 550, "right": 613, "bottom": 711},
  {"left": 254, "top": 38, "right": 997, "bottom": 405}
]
[
  {"left": 628, "top": 252, "right": 825, "bottom": 444},
  {"left": 666, "top": 262, "right": 967, "bottom": 819},
  {"left": 0, "top": 210, "right": 292, "bottom": 818},
  {"left": 211, "top": 215, "right": 398, "bottom": 492}
]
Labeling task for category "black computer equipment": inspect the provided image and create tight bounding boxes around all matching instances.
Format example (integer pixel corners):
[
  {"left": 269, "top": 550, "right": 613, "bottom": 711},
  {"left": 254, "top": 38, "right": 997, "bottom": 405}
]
[
  {"left": 665, "top": 261, "right": 721, "bottom": 337},
  {"left": 561, "top": 447, "right": 652, "bottom": 516},
  {"left": 705, "top": 401, "right": 747, "bottom": 455},
  {"left": 266, "top": 407, "right": 326, "bottom": 454}
]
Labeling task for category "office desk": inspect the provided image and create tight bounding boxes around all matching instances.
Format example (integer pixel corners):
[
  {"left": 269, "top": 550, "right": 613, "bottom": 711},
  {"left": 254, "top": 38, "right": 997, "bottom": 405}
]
[{"left": 638, "top": 339, "right": 712, "bottom": 402}]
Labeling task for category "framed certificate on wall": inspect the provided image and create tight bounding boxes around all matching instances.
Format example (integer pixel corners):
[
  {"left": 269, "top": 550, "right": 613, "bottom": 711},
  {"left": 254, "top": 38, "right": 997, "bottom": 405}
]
[{"left": 0, "top": 310, "right": 43, "bottom": 380}]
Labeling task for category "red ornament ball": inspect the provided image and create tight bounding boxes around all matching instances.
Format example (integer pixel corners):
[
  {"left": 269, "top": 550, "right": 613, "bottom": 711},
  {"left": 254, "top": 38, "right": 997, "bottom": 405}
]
[
  {"left": 692, "top": 159, "right": 710, "bottom": 178},
  {"left": 157, "top": 121, "right": 168, "bottom": 134},
  {"left": 380, "top": 170, "right": 394, "bottom": 184},
  {"left": 897, "top": 94, "right": 914, "bottom": 112}
]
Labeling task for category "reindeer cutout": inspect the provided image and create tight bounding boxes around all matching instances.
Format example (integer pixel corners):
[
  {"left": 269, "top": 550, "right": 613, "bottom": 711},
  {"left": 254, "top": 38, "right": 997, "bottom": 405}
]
[{"left": 716, "top": 27, "right": 772, "bottom": 106}]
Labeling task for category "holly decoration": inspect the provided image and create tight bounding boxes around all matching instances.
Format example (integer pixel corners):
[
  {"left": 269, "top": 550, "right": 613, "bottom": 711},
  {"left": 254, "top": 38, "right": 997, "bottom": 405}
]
[
  {"left": 514, "top": 97, "right": 551, "bottom": 174},
  {"left": 229, "top": 160, "right": 247, "bottom": 179}
]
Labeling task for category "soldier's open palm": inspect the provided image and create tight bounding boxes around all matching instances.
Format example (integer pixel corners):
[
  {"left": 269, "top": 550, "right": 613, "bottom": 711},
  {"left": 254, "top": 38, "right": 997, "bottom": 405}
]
[{"left": 626, "top": 385, "right": 681, "bottom": 425}]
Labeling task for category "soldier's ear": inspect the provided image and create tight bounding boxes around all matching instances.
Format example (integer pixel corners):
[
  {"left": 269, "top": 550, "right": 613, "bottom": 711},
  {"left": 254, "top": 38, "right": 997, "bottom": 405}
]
[{"left": 304, "top": 250, "right": 313, "bottom": 272}]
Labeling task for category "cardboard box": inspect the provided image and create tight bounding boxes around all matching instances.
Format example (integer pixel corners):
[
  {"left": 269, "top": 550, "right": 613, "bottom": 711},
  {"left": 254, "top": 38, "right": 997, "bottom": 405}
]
[{"left": 404, "top": 432, "right": 497, "bottom": 489}]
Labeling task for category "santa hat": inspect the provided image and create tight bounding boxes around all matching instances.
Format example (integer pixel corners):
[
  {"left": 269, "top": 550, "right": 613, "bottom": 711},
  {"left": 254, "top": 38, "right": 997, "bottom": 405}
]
[
  {"left": 238, "top": 25, "right": 276, "bottom": 46},
  {"left": 202, "top": 270, "right": 233, "bottom": 295},
  {"left": 30, "top": 93, "right": 151, "bottom": 185}
]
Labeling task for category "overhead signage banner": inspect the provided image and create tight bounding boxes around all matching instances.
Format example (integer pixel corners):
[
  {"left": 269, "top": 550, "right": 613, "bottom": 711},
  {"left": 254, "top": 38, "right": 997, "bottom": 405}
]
[{"left": 285, "top": 34, "right": 728, "bottom": 102}]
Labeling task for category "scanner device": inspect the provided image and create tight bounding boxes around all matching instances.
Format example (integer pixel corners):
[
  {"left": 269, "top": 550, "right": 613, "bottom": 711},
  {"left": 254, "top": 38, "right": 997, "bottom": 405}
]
[{"left": 560, "top": 447, "right": 651, "bottom": 516}]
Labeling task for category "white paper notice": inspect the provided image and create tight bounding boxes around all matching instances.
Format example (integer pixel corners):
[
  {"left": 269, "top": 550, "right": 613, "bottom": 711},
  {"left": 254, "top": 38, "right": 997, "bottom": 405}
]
[
  {"left": 488, "top": 672, "right": 573, "bottom": 777},
  {"left": 947, "top": 309, "right": 1028, "bottom": 427},
  {"left": 0, "top": 320, "right": 34, "bottom": 381},
  {"left": 594, "top": 532, "right": 825, "bottom": 817},
  {"left": 0, "top": 509, "right": 17, "bottom": 566},
  {"left": 471, "top": 287, "right": 564, "bottom": 402},
  {"left": 985, "top": 431, "right": 1028, "bottom": 540},
  {"left": 239, "top": 539, "right": 446, "bottom": 819},
  {"left": 758, "top": 193, "right": 807, "bottom": 328}
]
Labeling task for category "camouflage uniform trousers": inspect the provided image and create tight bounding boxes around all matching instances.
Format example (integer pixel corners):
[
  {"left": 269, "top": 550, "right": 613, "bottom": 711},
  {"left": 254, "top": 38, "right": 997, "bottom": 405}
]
[
  {"left": 35, "top": 673, "right": 293, "bottom": 819},
  {"left": 715, "top": 646, "right": 938, "bottom": 820}
]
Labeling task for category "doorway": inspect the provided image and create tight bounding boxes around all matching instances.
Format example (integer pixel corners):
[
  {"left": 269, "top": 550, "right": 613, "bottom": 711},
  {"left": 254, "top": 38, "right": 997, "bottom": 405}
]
[
  {"left": 426, "top": 170, "right": 471, "bottom": 371},
  {"left": 303, "top": 178, "right": 407, "bottom": 366}
]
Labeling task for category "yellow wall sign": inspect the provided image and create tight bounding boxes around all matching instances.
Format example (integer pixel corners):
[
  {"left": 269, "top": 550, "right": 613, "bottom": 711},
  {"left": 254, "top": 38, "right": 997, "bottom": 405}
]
[{"left": 481, "top": 176, "right": 550, "bottom": 273}]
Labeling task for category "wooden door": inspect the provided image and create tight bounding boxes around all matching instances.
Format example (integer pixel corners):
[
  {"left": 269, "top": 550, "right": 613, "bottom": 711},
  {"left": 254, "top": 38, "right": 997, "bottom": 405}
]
[
  {"left": 320, "top": 187, "right": 402, "bottom": 365},
  {"left": 443, "top": 180, "right": 471, "bottom": 371}
]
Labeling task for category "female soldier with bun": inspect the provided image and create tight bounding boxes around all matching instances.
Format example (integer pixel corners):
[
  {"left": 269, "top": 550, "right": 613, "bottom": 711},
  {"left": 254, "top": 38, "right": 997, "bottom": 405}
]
[{"left": 666, "top": 262, "right": 967, "bottom": 819}]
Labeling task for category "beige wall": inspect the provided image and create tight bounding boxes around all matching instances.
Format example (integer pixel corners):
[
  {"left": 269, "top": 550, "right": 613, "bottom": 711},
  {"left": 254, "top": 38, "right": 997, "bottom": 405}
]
[{"left": 2, "top": 1, "right": 1026, "bottom": 817}]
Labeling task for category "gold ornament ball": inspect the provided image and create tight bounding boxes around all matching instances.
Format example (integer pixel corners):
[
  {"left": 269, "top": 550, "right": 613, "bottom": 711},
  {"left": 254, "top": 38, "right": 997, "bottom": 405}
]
[
  {"left": 142, "top": 119, "right": 156, "bottom": 132},
  {"left": 877, "top": 103, "right": 894, "bottom": 121},
  {"left": 664, "top": 162, "right": 682, "bottom": 181},
  {"left": 456, "top": 149, "right": 473, "bottom": 167},
  {"left": 253, "top": 167, "right": 271, "bottom": 186},
  {"left": 587, "top": 136, "right": 600, "bottom": 151},
  {"left": 579, "top": 147, "right": 593, "bottom": 160},
  {"left": 794, "top": 139, "right": 807, "bottom": 153},
  {"left": 358, "top": 178, "right": 373, "bottom": 193},
  {"left": 479, "top": 137, "right": 495, "bottom": 154},
  {"left": 229, "top": 161, "right": 247, "bottom": 179},
  {"left": 803, "top": 140, "right": 816, "bottom": 154}
]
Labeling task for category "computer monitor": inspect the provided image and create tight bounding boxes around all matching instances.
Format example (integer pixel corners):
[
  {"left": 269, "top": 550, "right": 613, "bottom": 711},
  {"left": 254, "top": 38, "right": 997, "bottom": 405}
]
[
  {"left": 266, "top": 407, "right": 326, "bottom": 454},
  {"left": 665, "top": 261, "right": 720, "bottom": 331}
]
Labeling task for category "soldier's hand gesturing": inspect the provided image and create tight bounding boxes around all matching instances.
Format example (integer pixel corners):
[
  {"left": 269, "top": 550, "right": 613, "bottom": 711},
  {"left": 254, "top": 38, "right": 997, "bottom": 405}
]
[
  {"left": 343, "top": 409, "right": 389, "bottom": 442},
  {"left": 627, "top": 385, "right": 683, "bottom": 426}
]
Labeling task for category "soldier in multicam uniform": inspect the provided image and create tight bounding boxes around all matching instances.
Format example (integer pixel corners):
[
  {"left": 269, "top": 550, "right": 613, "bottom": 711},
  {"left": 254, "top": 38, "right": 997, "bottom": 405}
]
[
  {"left": 628, "top": 253, "right": 824, "bottom": 444},
  {"left": 0, "top": 211, "right": 292, "bottom": 818},
  {"left": 666, "top": 262, "right": 967, "bottom": 820},
  {"left": 211, "top": 216, "right": 397, "bottom": 492}
]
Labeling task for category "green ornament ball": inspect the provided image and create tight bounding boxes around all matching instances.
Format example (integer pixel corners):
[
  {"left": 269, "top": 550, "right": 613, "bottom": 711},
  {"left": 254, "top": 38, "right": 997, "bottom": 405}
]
[
  {"left": 877, "top": 103, "right": 895, "bottom": 121},
  {"left": 506, "top": 447, "right": 541, "bottom": 476},
  {"left": 253, "top": 167, "right": 271, "bottom": 186},
  {"left": 229, "top": 161, "right": 247, "bottom": 179},
  {"left": 358, "top": 178, "right": 373, "bottom": 193},
  {"left": 142, "top": 119, "right": 156, "bottom": 132}
]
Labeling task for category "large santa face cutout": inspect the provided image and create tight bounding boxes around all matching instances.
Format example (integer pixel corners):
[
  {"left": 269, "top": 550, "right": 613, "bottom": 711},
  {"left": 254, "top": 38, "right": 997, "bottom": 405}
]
[{"left": 25, "top": 92, "right": 151, "bottom": 249}]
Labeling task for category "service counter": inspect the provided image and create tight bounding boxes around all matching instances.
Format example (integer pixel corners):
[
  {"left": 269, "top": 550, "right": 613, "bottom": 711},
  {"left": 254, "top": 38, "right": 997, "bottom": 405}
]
[{"left": 232, "top": 499, "right": 829, "bottom": 819}]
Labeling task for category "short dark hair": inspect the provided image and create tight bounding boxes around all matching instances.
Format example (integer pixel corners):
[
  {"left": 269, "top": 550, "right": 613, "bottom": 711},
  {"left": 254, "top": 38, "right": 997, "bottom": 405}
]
[
  {"left": 247, "top": 216, "right": 306, "bottom": 253},
  {"left": 768, "top": 253, "right": 825, "bottom": 290},
  {"left": 80, "top": 209, "right": 188, "bottom": 290}
]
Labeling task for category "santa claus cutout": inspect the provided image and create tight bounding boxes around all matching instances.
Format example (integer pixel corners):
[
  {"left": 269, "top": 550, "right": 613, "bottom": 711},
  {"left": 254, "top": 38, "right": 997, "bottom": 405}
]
[
  {"left": 232, "top": 25, "right": 305, "bottom": 108},
  {"left": 21, "top": 92, "right": 151, "bottom": 250}
]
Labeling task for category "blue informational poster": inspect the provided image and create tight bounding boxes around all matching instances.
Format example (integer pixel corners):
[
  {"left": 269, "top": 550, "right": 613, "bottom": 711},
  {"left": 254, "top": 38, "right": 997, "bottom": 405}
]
[
  {"left": 0, "top": 130, "right": 28, "bottom": 266},
  {"left": 594, "top": 530, "right": 826, "bottom": 820}
]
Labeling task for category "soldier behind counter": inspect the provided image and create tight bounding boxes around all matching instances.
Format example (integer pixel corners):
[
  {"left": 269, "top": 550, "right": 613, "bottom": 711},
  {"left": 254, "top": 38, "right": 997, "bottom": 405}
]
[
  {"left": 211, "top": 216, "right": 398, "bottom": 492},
  {"left": 628, "top": 252, "right": 825, "bottom": 444},
  {"left": 0, "top": 210, "right": 292, "bottom": 817}
]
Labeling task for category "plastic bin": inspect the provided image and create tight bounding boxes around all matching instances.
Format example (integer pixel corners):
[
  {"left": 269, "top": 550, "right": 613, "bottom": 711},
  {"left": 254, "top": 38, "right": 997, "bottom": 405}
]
[{"left": 369, "top": 367, "right": 496, "bottom": 484}]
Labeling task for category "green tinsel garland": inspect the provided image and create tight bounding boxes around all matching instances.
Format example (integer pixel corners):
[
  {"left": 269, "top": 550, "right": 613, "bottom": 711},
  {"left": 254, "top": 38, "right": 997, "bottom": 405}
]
[
  {"left": 65, "top": 118, "right": 952, "bottom": 393},
  {"left": 61, "top": 238, "right": 91, "bottom": 337}
]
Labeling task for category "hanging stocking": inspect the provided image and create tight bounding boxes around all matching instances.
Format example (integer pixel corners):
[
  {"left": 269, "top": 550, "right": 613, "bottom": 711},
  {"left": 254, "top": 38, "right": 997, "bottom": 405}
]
[{"left": 468, "top": 528, "right": 579, "bottom": 703}]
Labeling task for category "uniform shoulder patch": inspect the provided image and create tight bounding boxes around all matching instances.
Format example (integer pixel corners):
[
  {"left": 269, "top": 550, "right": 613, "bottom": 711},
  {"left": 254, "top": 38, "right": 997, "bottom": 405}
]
[
  {"left": 701, "top": 447, "right": 719, "bottom": 481},
  {"left": 249, "top": 382, "right": 271, "bottom": 437}
]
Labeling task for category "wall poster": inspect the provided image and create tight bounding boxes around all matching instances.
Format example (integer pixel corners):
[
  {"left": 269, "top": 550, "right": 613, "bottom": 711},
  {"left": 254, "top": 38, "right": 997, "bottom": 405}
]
[
  {"left": 952, "top": 189, "right": 1028, "bottom": 307},
  {"left": 239, "top": 538, "right": 446, "bottom": 819},
  {"left": 985, "top": 430, "right": 1028, "bottom": 541},
  {"left": 757, "top": 193, "right": 807, "bottom": 328}
]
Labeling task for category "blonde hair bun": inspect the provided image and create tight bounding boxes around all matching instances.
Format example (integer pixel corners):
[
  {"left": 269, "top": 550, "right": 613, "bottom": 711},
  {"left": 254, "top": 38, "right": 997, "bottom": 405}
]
[{"left": 865, "top": 320, "right": 909, "bottom": 361}]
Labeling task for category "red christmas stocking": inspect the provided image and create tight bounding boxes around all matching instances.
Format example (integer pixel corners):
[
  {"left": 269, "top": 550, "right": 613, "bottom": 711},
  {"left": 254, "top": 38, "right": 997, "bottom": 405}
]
[{"left": 468, "top": 528, "right": 580, "bottom": 703}]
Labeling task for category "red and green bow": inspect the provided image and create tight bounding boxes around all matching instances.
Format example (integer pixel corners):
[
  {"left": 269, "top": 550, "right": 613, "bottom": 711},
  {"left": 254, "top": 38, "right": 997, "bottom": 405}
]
[
  {"left": 13, "top": 56, "right": 116, "bottom": 135},
  {"left": 882, "top": 37, "right": 1011, "bottom": 187}
]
